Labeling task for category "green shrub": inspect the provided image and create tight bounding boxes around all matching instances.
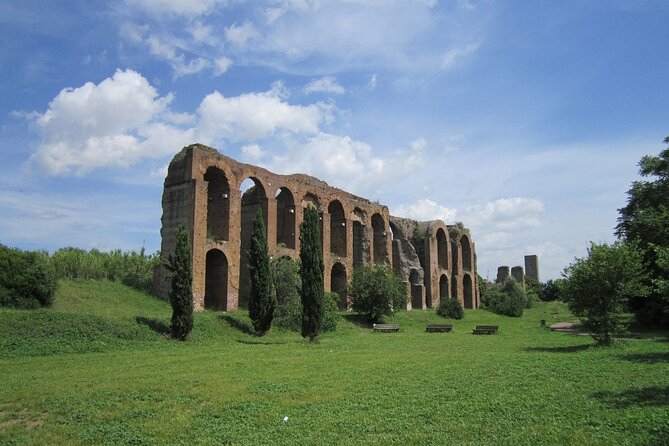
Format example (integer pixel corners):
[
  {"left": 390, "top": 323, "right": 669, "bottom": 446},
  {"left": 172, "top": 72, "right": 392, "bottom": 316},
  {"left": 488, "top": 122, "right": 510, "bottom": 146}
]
[
  {"left": 484, "top": 278, "right": 527, "bottom": 317},
  {"left": 248, "top": 210, "right": 275, "bottom": 336},
  {"left": 321, "top": 292, "right": 339, "bottom": 332},
  {"left": 272, "top": 257, "right": 302, "bottom": 331},
  {"left": 51, "top": 247, "right": 158, "bottom": 292},
  {"left": 542, "top": 279, "right": 564, "bottom": 301},
  {"left": 272, "top": 257, "right": 337, "bottom": 333},
  {"left": 0, "top": 245, "right": 57, "bottom": 309},
  {"left": 436, "top": 297, "right": 464, "bottom": 320},
  {"left": 350, "top": 265, "right": 407, "bottom": 323}
]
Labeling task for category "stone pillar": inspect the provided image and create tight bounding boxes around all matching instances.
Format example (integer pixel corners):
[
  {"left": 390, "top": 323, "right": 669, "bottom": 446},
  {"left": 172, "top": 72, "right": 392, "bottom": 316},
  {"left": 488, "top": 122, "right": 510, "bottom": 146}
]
[
  {"left": 511, "top": 266, "right": 525, "bottom": 287},
  {"left": 524, "top": 255, "right": 540, "bottom": 283}
]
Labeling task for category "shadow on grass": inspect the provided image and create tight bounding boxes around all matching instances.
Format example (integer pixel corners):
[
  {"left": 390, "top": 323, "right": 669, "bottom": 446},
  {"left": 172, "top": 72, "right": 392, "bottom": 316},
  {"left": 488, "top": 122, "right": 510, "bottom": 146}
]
[
  {"left": 618, "top": 352, "right": 669, "bottom": 364},
  {"left": 236, "top": 338, "right": 291, "bottom": 346},
  {"left": 219, "top": 315, "right": 254, "bottom": 335},
  {"left": 593, "top": 386, "right": 669, "bottom": 408},
  {"left": 135, "top": 316, "right": 170, "bottom": 336},
  {"left": 342, "top": 313, "right": 372, "bottom": 328},
  {"left": 525, "top": 344, "right": 592, "bottom": 353}
]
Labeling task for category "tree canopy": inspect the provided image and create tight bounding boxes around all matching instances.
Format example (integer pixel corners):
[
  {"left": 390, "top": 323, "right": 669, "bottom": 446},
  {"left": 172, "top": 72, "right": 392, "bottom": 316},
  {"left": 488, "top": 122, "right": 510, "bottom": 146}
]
[{"left": 247, "top": 209, "right": 275, "bottom": 336}]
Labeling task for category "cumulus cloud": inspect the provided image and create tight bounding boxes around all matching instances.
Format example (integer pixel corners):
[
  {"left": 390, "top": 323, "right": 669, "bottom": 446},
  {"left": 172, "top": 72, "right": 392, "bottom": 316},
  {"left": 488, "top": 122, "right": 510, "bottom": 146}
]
[
  {"left": 393, "top": 198, "right": 457, "bottom": 222},
  {"left": 195, "top": 84, "right": 330, "bottom": 143},
  {"left": 303, "top": 76, "right": 345, "bottom": 94},
  {"left": 30, "top": 69, "right": 193, "bottom": 174},
  {"left": 225, "top": 22, "right": 260, "bottom": 46},
  {"left": 241, "top": 144, "right": 265, "bottom": 161}
]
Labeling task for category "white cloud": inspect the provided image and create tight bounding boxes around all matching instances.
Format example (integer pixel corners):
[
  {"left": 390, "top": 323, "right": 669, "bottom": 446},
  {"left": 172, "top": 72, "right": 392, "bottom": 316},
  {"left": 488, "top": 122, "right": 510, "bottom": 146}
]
[
  {"left": 128, "top": 0, "right": 224, "bottom": 17},
  {"left": 304, "top": 76, "right": 345, "bottom": 94},
  {"left": 145, "top": 34, "right": 211, "bottom": 78},
  {"left": 225, "top": 22, "right": 260, "bottom": 46},
  {"left": 393, "top": 198, "right": 458, "bottom": 222},
  {"left": 214, "top": 57, "right": 232, "bottom": 75},
  {"left": 368, "top": 74, "right": 378, "bottom": 90},
  {"left": 462, "top": 197, "right": 544, "bottom": 231},
  {"left": 30, "top": 69, "right": 193, "bottom": 174},
  {"left": 196, "top": 86, "right": 330, "bottom": 142},
  {"left": 441, "top": 43, "right": 479, "bottom": 70},
  {"left": 241, "top": 144, "right": 265, "bottom": 161}
]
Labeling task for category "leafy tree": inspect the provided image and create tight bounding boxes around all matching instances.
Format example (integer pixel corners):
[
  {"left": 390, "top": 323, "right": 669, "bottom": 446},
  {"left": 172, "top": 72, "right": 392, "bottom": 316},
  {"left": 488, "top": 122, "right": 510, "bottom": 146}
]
[
  {"left": 542, "top": 279, "right": 564, "bottom": 302},
  {"left": 300, "top": 206, "right": 324, "bottom": 341},
  {"left": 437, "top": 297, "right": 464, "bottom": 320},
  {"left": 165, "top": 224, "right": 194, "bottom": 341},
  {"left": 0, "top": 245, "right": 57, "bottom": 309},
  {"left": 350, "top": 265, "right": 407, "bottom": 323},
  {"left": 248, "top": 210, "right": 275, "bottom": 336},
  {"left": 616, "top": 137, "right": 669, "bottom": 326},
  {"left": 484, "top": 277, "right": 527, "bottom": 317},
  {"left": 562, "top": 242, "right": 648, "bottom": 346}
]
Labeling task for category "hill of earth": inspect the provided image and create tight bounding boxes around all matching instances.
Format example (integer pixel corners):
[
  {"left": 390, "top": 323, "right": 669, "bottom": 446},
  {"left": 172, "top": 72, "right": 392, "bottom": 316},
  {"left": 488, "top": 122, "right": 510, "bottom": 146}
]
[{"left": 1, "top": 280, "right": 668, "bottom": 445}]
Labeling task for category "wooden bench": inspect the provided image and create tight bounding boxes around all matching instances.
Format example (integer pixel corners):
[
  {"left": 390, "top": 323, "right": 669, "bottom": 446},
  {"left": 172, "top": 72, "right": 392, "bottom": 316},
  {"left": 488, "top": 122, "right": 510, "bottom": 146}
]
[
  {"left": 373, "top": 323, "right": 400, "bottom": 333},
  {"left": 473, "top": 325, "right": 498, "bottom": 335},
  {"left": 426, "top": 324, "right": 453, "bottom": 333}
]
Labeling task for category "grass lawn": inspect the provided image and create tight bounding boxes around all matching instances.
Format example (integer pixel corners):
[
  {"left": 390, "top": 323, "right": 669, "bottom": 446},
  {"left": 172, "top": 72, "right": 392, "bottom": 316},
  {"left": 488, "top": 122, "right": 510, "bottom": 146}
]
[{"left": 1, "top": 280, "right": 668, "bottom": 445}]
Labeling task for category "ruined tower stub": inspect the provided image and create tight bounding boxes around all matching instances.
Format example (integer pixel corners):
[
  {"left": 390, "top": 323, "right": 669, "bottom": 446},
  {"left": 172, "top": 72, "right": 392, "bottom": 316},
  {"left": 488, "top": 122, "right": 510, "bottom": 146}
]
[
  {"left": 496, "top": 266, "right": 510, "bottom": 283},
  {"left": 524, "top": 254, "right": 539, "bottom": 283},
  {"left": 511, "top": 265, "right": 525, "bottom": 287}
]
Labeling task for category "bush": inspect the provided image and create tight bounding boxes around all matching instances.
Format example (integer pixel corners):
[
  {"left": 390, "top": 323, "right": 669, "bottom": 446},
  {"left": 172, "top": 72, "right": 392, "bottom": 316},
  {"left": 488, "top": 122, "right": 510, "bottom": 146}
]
[
  {"left": 321, "top": 292, "right": 339, "bottom": 332},
  {"left": 165, "top": 224, "right": 193, "bottom": 341},
  {"left": 0, "top": 245, "right": 58, "bottom": 309},
  {"left": 272, "top": 257, "right": 302, "bottom": 331},
  {"left": 50, "top": 247, "right": 159, "bottom": 292},
  {"left": 542, "top": 279, "right": 564, "bottom": 301},
  {"left": 350, "top": 265, "right": 407, "bottom": 323},
  {"left": 484, "top": 277, "right": 527, "bottom": 317},
  {"left": 272, "top": 257, "right": 337, "bottom": 333},
  {"left": 437, "top": 297, "right": 464, "bottom": 320}
]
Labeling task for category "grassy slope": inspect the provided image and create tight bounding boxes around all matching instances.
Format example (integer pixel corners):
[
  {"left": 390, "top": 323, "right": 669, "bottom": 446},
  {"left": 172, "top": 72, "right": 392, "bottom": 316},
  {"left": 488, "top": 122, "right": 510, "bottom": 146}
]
[{"left": 1, "top": 280, "right": 668, "bottom": 445}]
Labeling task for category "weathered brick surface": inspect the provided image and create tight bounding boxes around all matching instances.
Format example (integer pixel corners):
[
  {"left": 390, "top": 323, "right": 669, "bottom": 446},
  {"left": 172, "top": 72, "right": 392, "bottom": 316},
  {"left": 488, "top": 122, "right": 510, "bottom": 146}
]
[{"left": 155, "top": 144, "right": 479, "bottom": 310}]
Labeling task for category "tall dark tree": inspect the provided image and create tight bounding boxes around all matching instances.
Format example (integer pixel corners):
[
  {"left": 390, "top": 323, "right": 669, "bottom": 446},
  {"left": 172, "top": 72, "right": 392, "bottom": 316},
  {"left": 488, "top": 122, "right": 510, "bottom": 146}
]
[
  {"left": 248, "top": 209, "right": 275, "bottom": 336},
  {"left": 616, "top": 137, "right": 669, "bottom": 326},
  {"left": 299, "top": 206, "right": 324, "bottom": 341},
  {"left": 165, "top": 223, "right": 194, "bottom": 341}
]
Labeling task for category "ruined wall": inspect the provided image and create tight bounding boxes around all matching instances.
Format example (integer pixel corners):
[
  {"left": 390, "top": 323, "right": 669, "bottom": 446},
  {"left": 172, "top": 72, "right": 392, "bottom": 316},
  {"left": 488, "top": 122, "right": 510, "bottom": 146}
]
[
  {"left": 156, "top": 144, "right": 480, "bottom": 311},
  {"left": 524, "top": 255, "right": 540, "bottom": 282}
]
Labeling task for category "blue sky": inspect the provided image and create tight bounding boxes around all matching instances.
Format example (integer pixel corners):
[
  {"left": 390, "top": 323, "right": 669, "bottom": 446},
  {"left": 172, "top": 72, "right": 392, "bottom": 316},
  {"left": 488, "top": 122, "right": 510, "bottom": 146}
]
[{"left": 1, "top": 0, "right": 668, "bottom": 281}]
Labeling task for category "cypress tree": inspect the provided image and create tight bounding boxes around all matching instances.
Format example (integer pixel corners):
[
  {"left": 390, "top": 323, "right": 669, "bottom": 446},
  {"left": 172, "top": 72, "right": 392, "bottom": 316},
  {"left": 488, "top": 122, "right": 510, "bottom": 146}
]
[
  {"left": 299, "top": 206, "right": 324, "bottom": 341},
  {"left": 166, "top": 223, "right": 194, "bottom": 341},
  {"left": 248, "top": 209, "right": 275, "bottom": 336}
]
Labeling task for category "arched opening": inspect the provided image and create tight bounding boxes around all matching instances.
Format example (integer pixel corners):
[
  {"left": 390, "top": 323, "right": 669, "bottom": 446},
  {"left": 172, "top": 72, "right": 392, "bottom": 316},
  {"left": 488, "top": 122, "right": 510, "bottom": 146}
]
[
  {"left": 204, "top": 167, "right": 230, "bottom": 241},
  {"left": 352, "top": 208, "right": 367, "bottom": 268},
  {"left": 205, "top": 249, "right": 228, "bottom": 310},
  {"left": 328, "top": 200, "right": 346, "bottom": 257},
  {"left": 463, "top": 274, "right": 473, "bottom": 309},
  {"left": 302, "top": 193, "right": 323, "bottom": 255},
  {"left": 409, "top": 269, "right": 422, "bottom": 310},
  {"left": 451, "top": 278, "right": 458, "bottom": 299},
  {"left": 389, "top": 221, "right": 401, "bottom": 275},
  {"left": 461, "top": 235, "right": 472, "bottom": 272},
  {"left": 372, "top": 213, "right": 387, "bottom": 265},
  {"left": 439, "top": 274, "right": 449, "bottom": 299},
  {"left": 451, "top": 241, "right": 459, "bottom": 276},
  {"left": 275, "top": 187, "right": 296, "bottom": 249},
  {"left": 436, "top": 228, "right": 448, "bottom": 270},
  {"left": 331, "top": 263, "right": 347, "bottom": 309},
  {"left": 239, "top": 177, "right": 268, "bottom": 308}
]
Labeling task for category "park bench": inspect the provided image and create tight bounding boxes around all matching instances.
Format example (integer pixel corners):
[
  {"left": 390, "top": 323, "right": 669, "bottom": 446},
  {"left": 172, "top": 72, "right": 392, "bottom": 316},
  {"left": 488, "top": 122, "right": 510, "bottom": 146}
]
[
  {"left": 473, "top": 325, "right": 498, "bottom": 335},
  {"left": 373, "top": 323, "right": 400, "bottom": 333},
  {"left": 426, "top": 324, "right": 453, "bottom": 333}
]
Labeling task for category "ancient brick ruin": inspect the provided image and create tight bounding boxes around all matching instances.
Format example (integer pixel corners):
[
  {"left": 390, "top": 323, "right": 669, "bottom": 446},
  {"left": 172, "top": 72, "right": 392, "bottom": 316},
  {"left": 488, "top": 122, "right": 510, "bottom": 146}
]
[
  {"left": 495, "top": 254, "right": 540, "bottom": 287},
  {"left": 154, "top": 144, "right": 480, "bottom": 311}
]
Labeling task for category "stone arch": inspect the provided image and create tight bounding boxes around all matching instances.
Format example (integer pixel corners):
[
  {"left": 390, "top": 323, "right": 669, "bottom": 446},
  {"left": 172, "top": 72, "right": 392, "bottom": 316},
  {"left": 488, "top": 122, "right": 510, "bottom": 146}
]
[
  {"left": 451, "top": 277, "right": 458, "bottom": 299},
  {"left": 205, "top": 249, "right": 228, "bottom": 310},
  {"left": 371, "top": 213, "right": 387, "bottom": 265},
  {"left": 451, "top": 240, "right": 459, "bottom": 276},
  {"left": 204, "top": 167, "right": 230, "bottom": 241},
  {"left": 351, "top": 207, "right": 368, "bottom": 268},
  {"left": 328, "top": 200, "right": 346, "bottom": 257},
  {"left": 463, "top": 273, "right": 473, "bottom": 309},
  {"left": 331, "top": 262, "right": 347, "bottom": 309},
  {"left": 436, "top": 228, "right": 448, "bottom": 270},
  {"left": 239, "top": 177, "right": 268, "bottom": 308},
  {"left": 461, "top": 234, "right": 472, "bottom": 272},
  {"left": 275, "top": 187, "right": 296, "bottom": 249},
  {"left": 439, "top": 274, "right": 449, "bottom": 299}
]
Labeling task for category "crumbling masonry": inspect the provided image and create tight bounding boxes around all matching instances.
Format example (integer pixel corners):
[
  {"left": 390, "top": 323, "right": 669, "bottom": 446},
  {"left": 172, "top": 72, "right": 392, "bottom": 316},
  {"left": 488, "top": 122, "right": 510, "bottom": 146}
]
[{"left": 154, "top": 144, "right": 480, "bottom": 311}]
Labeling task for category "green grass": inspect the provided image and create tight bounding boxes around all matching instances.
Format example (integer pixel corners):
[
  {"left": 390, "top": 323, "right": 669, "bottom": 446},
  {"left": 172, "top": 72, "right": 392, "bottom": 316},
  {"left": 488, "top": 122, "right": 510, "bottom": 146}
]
[{"left": 1, "top": 280, "right": 669, "bottom": 445}]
